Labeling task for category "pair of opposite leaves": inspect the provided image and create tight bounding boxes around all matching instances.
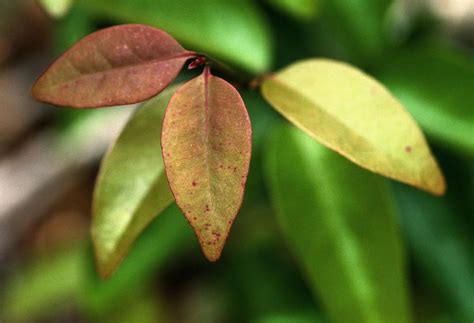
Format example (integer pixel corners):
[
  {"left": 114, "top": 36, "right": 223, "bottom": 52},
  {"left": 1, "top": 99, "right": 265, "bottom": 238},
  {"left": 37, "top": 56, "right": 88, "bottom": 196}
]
[{"left": 32, "top": 24, "right": 445, "bottom": 276}]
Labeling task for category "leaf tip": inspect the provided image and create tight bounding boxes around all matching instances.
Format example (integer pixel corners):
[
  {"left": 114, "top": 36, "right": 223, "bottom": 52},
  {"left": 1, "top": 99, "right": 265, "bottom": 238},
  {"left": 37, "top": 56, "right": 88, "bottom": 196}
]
[
  {"left": 201, "top": 241, "right": 224, "bottom": 262},
  {"left": 430, "top": 172, "right": 447, "bottom": 196},
  {"left": 90, "top": 221, "right": 122, "bottom": 280},
  {"left": 31, "top": 78, "right": 45, "bottom": 102},
  {"left": 92, "top": 250, "right": 115, "bottom": 280}
]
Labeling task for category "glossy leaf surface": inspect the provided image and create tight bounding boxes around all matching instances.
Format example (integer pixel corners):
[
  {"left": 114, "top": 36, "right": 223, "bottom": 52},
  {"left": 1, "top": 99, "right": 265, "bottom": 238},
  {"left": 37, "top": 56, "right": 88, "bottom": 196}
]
[
  {"left": 93, "top": 86, "right": 177, "bottom": 278},
  {"left": 33, "top": 24, "right": 194, "bottom": 108},
  {"left": 265, "top": 124, "right": 412, "bottom": 323},
  {"left": 37, "top": 0, "right": 74, "bottom": 18},
  {"left": 76, "top": 0, "right": 273, "bottom": 74},
  {"left": 378, "top": 45, "right": 474, "bottom": 156},
  {"left": 162, "top": 68, "right": 252, "bottom": 261},
  {"left": 261, "top": 59, "right": 445, "bottom": 195}
]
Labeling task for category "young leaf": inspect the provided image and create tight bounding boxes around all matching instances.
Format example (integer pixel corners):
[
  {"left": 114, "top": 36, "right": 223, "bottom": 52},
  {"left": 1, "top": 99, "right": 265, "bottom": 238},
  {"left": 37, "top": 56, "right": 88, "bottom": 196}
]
[
  {"left": 37, "top": 0, "right": 74, "bottom": 18},
  {"left": 377, "top": 44, "right": 474, "bottom": 156},
  {"left": 92, "top": 86, "right": 178, "bottom": 278},
  {"left": 261, "top": 59, "right": 445, "bottom": 195},
  {"left": 265, "top": 124, "right": 413, "bottom": 323},
  {"left": 76, "top": 0, "right": 273, "bottom": 74},
  {"left": 32, "top": 24, "right": 195, "bottom": 108},
  {"left": 161, "top": 68, "right": 252, "bottom": 261}
]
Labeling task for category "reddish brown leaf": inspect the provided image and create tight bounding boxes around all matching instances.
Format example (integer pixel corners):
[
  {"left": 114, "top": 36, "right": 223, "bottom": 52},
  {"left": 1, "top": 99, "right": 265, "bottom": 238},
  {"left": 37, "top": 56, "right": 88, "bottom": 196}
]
[
  {"left": 161, "top": 67, "right": 252, "bottom": 261},
  {"left": 32, "top": 24, "right": 195, "bottom": 108}
]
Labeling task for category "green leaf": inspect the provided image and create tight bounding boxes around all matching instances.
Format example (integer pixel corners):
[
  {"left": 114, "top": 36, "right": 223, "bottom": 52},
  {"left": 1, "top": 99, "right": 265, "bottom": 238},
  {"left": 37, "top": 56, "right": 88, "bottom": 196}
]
[
  {"left": 92, "top": 85, "right": 177, "bottom": 278},
  {"left": 261, "top": 59, "right": 445, "bottom": 195},
  {"left": 33, "top": 24, "right": 195, "bottom": 108},
  {"left": 76, "top": 0, "right": 273, "bottom": 74},
  {"left": 393, "top": 183, "right": 474, "bottom": 321},
  {"left": 37, "top": 0, "right": 74, "bottom": 18},
  {"left": 377, "top": 44, "right": 474, "bottom": 156},
  {"left": 266, "top": 0, "right": 319, "bottom": 21},
  {"left": 161, "top": 68, "right": 252, "bottom": 261},
  {"left": 264, "top": 124, "right": 412, "bottom": 323}
]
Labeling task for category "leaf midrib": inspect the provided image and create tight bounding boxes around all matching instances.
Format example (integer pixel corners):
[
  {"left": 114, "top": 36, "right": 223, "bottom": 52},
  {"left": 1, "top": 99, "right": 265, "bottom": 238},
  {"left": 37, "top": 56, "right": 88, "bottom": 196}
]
[
  {"left": 265, "top": 77, "right": 411, "bottom": 176},
  {"left": 45, "top": 52, "right": 195, "bottom": 91},
  {"left": 201, "top": 68, "right": 218, "bottom": 218}
]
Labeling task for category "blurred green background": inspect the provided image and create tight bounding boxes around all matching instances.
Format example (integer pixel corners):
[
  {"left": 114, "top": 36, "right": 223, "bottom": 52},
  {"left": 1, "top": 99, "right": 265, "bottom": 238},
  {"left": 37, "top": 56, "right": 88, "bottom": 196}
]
[{"left": 0, "top": 0, "right": 472, "bottom": 322}]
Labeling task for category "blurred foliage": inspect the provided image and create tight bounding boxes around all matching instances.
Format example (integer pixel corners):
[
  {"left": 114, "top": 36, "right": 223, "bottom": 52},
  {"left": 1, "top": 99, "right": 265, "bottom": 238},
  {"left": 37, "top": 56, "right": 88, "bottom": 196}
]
[
  {"left": 1, "top": 0, "right": 473, "bottom": 322},
  {"left": 378, "top": 41, "right": 474, "bottom": 156},
  {"left": 265, "top": 0, "right": 319, "bottom": 21},
  {"left": 2, "top": 205, "right": 195, "bottom": 321},
  {"left": 37, "top": 0, "right": 74, "bottom": 18}
]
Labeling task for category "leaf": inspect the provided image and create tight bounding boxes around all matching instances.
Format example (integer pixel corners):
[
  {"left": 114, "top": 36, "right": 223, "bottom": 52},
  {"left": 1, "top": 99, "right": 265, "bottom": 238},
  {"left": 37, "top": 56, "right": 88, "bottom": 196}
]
[
  {"left": 377, "top": 44, "right": 474, "bottom": 156},
  {"left": 92, "top": 85, "right": 177, "bottom": 278},
  {"left": 264, "top": 124, "right": 413, "bottom": 323},
  {"left": 37, "top": 0, "right": 74, "bottom": 18},
  {"left": 76, "top": 0, "right": 273, "bottom": 74},
  {"left": 261, "top": 59, "right": 445, "bottom": 195},
  {"left": 161, "top": 68, "right": 252, "bottom": 261},
  {"left": 265, "top": 0, "right": 319, "bottom": 21},
  {"left": 393, "top": 183, "right": 474, "bottom": 322},
  {"left": 32, "top": 24, "right": 195, "bottom": 108}
]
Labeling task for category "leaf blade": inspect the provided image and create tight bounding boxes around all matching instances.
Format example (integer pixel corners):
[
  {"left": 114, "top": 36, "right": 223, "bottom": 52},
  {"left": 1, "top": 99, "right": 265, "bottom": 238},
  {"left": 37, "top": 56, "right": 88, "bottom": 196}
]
[
  {"left": 92, "top": 86, "right": 177, "bottom": 278},
  {"left": 33, "top": 24, "right": 194, "bottom": 108},
  {"left": 161, "top": 69, "right": 252, "bottom": 261},
  {"left": 261, "top": 59, "right": 445, "bottom": 195},
  {"left": 264, "top": 124, "right": 413, "bottom": 322}
]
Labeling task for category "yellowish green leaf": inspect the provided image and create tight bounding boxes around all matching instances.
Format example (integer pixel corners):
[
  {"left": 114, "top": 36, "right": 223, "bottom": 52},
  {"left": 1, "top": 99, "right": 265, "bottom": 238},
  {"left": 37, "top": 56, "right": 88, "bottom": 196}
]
[
  {"left": 162, "top": 68, "right": 252, "bottom": 261},
  {"left": 92, "top": 86, "right": 177, "bottom": 278},
  {"left": 261, "top": 59, "right": 445, "bottom": 195}
]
